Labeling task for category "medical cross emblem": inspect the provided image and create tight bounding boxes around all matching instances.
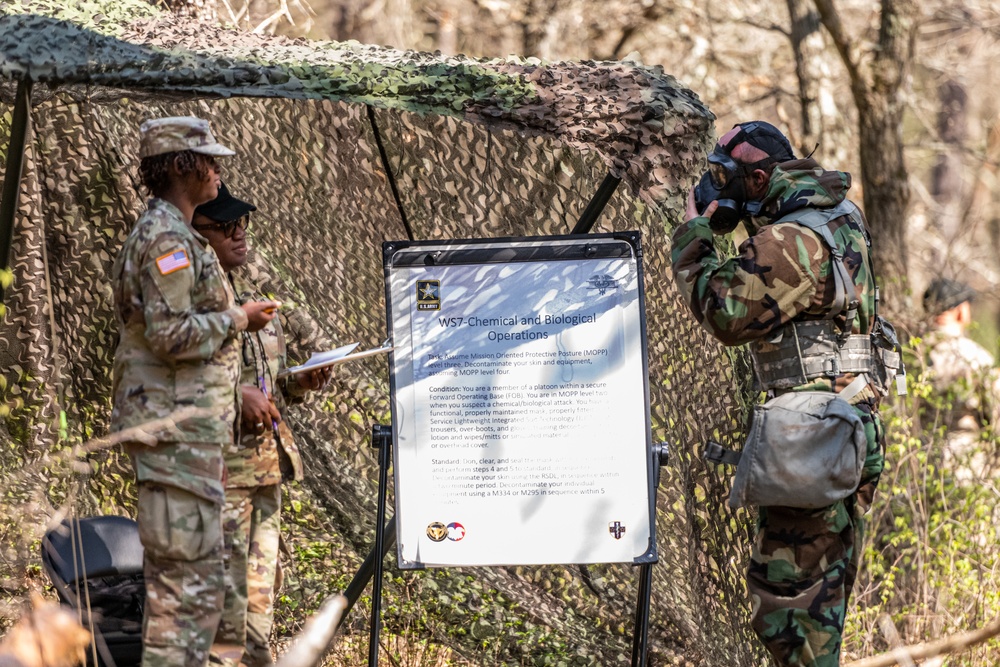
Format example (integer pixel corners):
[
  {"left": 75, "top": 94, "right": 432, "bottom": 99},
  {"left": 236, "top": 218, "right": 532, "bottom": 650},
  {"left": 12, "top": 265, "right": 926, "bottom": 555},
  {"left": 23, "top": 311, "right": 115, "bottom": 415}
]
[{"left": 608, "top": 521, "right": 626, "bottom": 540}]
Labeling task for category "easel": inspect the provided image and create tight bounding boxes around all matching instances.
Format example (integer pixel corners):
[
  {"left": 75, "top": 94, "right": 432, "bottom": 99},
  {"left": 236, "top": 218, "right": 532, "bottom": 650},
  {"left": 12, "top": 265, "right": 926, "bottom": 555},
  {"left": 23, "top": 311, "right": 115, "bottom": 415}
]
[
  {"left": 343, "top": 423, "right": 669, "bottom": 667},
  {"left": 341, "top": 172, "right": 668, "bottom": 665}
]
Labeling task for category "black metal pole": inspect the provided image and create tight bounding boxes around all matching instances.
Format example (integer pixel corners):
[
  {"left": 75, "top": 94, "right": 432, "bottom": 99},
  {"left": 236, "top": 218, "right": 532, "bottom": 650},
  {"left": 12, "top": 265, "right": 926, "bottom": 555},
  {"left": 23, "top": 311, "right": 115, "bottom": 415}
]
[
  {"left": 630, "top": 562, "right": 653, "bottom": 667},
  {"left": 367, "top": 424, "right": 393, "bottom": 667},
  {"left": 631, "top": 442, "right": 668, "bottom": 666},
  {"left": 570, "top": 172, "right": 622, "bottom": 235},
  {"left": 367, "top": 106, "right": 414, "bottom": 241},
  {"left": 0, "top": 77, "right": 32, "bottom": 305},
  {"left": 343, "top": 514, "right": 396, "bottom": 618}
]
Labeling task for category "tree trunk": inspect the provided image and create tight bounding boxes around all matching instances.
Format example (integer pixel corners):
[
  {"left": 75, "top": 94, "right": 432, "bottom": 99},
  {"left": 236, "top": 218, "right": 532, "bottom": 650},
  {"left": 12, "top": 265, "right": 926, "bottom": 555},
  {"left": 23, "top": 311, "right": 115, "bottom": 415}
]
[
  {"left": 813, "top": 0, "right": 918, "bottom": 310},
  {"left": 785, "top": 0, "right": 822, "bottom": 149},
  {"left": 857, "top": 100, "right": 910, "bottom": 303},
  {"left": 520, "top": 0, "right": 560, "bottom": 58},
  {"left": 784, "top": 0, "right": 852, "bottom": 167},
  {"left": 928, "top": 79, "right": 968, "bottom": 268}
]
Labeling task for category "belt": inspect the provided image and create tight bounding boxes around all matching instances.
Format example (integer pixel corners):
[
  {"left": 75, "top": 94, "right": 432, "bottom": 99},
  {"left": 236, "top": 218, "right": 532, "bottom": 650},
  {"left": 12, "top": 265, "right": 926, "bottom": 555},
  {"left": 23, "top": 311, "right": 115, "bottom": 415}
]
[{"left": 751, "top": 320, "right": 875, "bottom": 391}]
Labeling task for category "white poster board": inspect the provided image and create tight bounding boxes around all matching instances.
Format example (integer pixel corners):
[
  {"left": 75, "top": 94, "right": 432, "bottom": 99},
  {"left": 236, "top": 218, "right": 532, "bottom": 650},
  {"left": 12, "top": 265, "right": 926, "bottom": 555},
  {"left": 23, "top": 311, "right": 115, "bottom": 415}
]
[{"left": 384, "top": 234, "right": 655, "bottom": 568}]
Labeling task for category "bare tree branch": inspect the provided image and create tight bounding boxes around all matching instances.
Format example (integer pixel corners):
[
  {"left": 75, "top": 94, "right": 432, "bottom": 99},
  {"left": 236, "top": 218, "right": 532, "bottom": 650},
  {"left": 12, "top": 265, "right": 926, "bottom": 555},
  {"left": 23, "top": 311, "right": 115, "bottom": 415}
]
[
  {"left": 253, "top": 0, "right": 295, "bottom": 33},
  {"left": 812, "top": 0, "right": 865, "bottom": 95},
  {"left": 843, "top": 614, "right": 1000, "bottom": 667},
  {"left": 737, "top": 16, "right": 791, "bottom": 37}
]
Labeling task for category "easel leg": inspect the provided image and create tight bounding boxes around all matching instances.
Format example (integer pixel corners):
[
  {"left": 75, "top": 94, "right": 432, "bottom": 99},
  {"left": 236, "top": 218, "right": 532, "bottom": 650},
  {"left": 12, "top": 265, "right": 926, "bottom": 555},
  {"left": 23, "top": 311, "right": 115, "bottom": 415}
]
[
  {"left": 631, "top": 441, "right": 667, "bottom": 666},
  {"left": 630, "top": 562, "right": 653, "bottom": 667},
  {"left": 368, "top": 424, "right": 393, "bottom": 667}
]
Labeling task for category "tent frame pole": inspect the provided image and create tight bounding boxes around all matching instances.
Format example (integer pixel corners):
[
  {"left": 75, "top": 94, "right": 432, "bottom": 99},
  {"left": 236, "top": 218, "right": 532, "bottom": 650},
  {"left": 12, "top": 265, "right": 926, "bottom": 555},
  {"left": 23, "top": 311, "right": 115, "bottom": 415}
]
[
  {"left": 0, "top": 77, "right": 33, "bottom": 305},
  {"left": 571, "top": 172, "right": 621, "bottom": 235}
]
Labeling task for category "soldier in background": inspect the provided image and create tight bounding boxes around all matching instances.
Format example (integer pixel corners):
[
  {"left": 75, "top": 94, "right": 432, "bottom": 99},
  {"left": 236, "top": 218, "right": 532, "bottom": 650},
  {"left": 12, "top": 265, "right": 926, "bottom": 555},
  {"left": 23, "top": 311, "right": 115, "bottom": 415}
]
[
  {"left": 110, "top": 117, "right": 277, "bottom": 667},
  {"left": 921, "top": 278, "right": 1000, "bottom": 470},
  {"left": 195, "top": 184, "right": 334, "bottom": 667}
]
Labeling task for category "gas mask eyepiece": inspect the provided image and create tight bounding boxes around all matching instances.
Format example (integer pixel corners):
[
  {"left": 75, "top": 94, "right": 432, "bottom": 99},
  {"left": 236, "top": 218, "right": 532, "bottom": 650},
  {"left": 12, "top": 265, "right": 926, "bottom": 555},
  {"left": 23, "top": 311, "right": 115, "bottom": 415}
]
[{"left": 707, "top": 151, "right": 741, "bottom": 190}]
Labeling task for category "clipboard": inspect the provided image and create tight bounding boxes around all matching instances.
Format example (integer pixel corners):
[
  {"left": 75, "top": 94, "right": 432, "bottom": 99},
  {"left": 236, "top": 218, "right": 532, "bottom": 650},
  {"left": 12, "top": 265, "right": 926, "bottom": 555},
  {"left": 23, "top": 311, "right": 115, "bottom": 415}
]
[{"left": 277, "top": 342, "right": 393, "bottom": 379}]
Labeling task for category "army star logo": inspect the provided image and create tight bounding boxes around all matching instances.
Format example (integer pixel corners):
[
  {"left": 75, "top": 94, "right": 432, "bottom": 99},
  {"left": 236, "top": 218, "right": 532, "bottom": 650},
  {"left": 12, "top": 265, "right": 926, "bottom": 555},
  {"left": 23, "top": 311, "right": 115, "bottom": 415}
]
[{"left": 416, "top": 280, "right": 441, "bottom": 311}]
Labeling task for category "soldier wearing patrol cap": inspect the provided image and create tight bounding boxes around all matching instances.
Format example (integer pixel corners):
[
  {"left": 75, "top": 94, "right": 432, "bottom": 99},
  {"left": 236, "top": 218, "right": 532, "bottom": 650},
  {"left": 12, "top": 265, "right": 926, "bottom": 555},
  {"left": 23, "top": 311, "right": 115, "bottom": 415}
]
[
  {"left": 110, "top": 116, "right": 278, "bottom": 667},
  {"left": 193, "top": 184, "right": 334, "bottom": 667},
  {"left": 672, "top": 121, "right": 894, "bottom": 666}
]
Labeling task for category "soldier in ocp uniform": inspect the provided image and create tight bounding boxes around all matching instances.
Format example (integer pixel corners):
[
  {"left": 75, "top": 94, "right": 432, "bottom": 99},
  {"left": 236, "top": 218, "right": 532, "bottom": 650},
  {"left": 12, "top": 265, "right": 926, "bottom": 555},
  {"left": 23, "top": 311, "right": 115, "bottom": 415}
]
[
  {"left": 193, "top": 184, "right": 334, "bottom": 667},
  {"left": 110, "top": 117, "right": 278, "bottom": 667},
  {"left": 671, "top": 121, "right": 890, "bottom": 666},
  {"left": 921, "top": 278, "right": 1000, "bottom": 472}
]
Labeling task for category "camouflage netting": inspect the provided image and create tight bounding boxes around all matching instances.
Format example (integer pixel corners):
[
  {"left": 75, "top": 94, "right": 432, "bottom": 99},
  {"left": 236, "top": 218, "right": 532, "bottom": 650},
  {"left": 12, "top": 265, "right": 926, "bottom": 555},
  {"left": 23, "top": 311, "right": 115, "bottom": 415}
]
[{"left": 0, "top": 1, "right": 766, "bottom": 665}]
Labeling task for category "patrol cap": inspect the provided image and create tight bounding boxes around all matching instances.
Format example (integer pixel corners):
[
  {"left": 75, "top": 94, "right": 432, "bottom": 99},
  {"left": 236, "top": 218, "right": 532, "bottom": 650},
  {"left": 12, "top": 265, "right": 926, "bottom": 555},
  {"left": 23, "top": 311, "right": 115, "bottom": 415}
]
[
  {"left": 923, "top": 278, "right": 976, "bottom": 316},
  {"left": 138, "top": 116, "right": 236, "bottom": 159},
  {"left": 194, "top": 182, "right": 256, "bottom": 222}
]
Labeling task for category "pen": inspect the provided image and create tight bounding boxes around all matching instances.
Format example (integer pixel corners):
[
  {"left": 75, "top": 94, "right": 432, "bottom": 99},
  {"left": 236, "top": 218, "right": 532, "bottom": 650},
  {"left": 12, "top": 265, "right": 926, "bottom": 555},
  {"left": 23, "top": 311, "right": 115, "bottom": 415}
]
[{"left": 258, "top": 373, "right": 280, "bottom": 436}]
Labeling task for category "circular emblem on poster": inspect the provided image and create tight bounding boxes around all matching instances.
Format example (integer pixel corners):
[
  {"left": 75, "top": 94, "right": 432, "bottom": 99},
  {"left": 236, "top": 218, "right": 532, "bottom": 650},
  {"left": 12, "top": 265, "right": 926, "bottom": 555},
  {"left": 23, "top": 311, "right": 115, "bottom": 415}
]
[
  {"left": 447, "top": 522, "right": 466, "bottom": 541},
  {"left": 426, "top": 521, "right": 448, "bottom": 542}
]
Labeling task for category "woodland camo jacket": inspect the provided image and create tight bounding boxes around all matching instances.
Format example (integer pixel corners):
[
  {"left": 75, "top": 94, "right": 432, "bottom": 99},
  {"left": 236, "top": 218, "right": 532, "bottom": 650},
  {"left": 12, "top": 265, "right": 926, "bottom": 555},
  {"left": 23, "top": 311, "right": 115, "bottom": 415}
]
[
  {"left": 670, "top": 158, "right": 877, "bottom": 351},
  {"left": 111, "top": 198, "right": 247, "bottom": 503}
]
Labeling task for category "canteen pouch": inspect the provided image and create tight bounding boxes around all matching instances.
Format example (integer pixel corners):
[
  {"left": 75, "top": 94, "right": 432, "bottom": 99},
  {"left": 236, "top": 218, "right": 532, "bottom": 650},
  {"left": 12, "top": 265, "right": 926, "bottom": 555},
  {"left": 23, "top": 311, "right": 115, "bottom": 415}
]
[{"left": 729, "top": 391, "right": 866, "bottom": 509}]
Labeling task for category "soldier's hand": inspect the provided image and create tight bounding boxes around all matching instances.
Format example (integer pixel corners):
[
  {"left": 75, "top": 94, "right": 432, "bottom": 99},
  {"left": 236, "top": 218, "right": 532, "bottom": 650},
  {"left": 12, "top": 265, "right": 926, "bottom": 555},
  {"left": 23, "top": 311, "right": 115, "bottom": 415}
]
[
  {"left": 243, "top": 300, "right": 280, "bottom": 332},
  {"left": 685, "top": 185, "right": 717, "bottom": 223},
  {"left": 241, "top": 386, "right": 282, "bottom": 434},
  {"left": 295, "top": 366, "right": 332, "bottom": 392}
]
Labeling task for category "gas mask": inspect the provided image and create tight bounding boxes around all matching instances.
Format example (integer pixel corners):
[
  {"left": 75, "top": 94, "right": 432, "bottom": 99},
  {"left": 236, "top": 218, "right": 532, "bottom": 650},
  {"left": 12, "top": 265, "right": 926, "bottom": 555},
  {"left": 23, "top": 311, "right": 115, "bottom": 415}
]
[
  {"left": 693, "top": 120, "right": 792, "bottom": 234},
  {"left": 693, "top": 171, "right": 743, "bottom": 234},
  {"left": 693, "top": 148, "right": 765, "bottom": 234}
]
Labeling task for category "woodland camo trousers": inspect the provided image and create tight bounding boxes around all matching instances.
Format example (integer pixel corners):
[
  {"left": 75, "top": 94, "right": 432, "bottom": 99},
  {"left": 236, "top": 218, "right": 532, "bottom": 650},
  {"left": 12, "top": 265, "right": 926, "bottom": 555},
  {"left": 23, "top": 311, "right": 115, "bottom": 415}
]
[{"left": 748, "top": 401, "right": 884, "bottom": 667}]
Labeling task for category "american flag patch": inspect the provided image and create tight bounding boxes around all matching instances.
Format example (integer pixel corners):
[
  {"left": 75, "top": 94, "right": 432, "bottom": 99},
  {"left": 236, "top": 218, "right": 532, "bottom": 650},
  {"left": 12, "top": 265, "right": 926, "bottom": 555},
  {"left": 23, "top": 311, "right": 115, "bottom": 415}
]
[{"left": 156, "top": 249, "right": 190, "bottom": 275}]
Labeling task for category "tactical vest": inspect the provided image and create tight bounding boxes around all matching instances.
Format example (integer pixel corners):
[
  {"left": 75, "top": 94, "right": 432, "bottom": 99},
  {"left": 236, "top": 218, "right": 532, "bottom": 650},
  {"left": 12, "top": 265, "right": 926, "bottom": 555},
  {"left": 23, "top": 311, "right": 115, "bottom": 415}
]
[{"left": 749, "top": 200, "right": 903, "bottom": 397}]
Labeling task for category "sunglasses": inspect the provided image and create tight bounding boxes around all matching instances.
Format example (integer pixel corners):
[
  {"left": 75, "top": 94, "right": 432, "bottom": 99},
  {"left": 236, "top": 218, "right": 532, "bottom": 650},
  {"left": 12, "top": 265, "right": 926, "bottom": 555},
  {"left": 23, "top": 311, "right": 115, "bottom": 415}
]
[{"left": 193, "top": 214, "right": 250, "bottom": 239}]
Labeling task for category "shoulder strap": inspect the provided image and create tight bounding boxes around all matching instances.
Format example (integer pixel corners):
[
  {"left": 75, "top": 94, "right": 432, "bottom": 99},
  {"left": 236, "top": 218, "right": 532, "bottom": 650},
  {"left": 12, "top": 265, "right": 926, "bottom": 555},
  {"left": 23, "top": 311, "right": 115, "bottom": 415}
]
[{"left": 772, "top": 200, "right": 862, "bottom": 332}]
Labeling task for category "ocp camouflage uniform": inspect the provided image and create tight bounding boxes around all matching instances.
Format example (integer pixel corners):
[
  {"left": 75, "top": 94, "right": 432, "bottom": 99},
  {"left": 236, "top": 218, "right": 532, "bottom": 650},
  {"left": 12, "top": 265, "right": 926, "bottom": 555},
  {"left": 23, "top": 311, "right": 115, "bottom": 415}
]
[
  {"left": 111, "top": 198, "right": 247, "bottom": 667},
  {"left": 213, "top": 262, "right": 332, "bottom": 667},
  {"left": 926, "top": 331, "right": 997, "bottom": 432},
  {"left": 671, "top": 159, "right": 884, "bottom": 666},
  {"left": 923, "top": 329, "right": 1000, "bottom": 473}
]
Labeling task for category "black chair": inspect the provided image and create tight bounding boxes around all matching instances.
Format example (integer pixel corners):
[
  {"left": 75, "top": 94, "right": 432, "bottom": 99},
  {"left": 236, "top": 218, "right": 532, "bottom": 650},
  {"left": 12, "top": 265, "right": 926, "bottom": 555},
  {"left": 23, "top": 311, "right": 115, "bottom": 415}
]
[{"left": 41, "top": 516, "right": 145, "bottom": 667}]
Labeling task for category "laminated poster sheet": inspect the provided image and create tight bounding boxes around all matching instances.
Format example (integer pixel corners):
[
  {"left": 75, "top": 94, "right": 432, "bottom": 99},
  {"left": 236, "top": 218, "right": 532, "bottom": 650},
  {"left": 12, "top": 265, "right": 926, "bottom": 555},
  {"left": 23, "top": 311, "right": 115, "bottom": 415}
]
[{"left": 384, "top": 234, "right": 655, "bottom": 568}]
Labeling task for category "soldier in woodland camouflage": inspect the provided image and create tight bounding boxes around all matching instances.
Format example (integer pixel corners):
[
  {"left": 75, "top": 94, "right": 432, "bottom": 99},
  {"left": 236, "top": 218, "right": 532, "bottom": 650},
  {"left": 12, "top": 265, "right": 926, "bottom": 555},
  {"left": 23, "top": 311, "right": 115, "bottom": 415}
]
[
  {"left": 194, "top": 184, "right": 334, "bottom": 667},
  {"left": 671, "top": 122, "right": 885, "bottom": 667},
  {"left": 110, "top": 117, "right": 278, "bottom": 667}
]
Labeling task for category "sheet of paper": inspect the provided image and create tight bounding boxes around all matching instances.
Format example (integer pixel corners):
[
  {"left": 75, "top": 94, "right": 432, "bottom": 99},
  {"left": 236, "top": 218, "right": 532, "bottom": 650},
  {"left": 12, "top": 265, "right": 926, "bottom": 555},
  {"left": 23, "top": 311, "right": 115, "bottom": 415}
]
[{"left": 279, "top": 342, "right": 360, "bottom": 377}]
